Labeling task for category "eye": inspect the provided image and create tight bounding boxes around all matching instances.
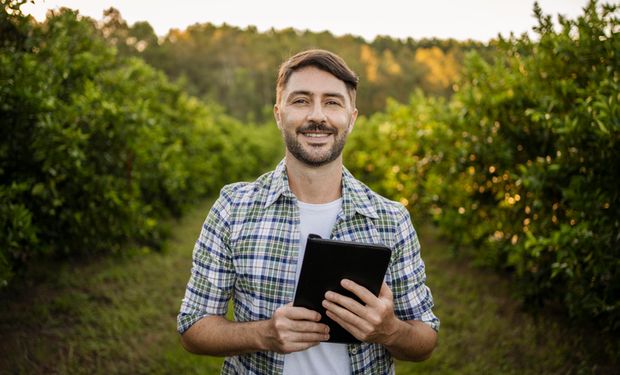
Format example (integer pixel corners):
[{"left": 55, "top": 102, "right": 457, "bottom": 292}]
[
  {"left": 326, "top": 99, "right": 342, "bottom": 106},
  {"left": 291, "top": 97, "right": 309, "bottom": 105}
]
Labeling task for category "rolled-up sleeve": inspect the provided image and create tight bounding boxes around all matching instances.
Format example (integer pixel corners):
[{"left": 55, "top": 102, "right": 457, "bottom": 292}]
[
  {"left": 389, "top": 205, "right": 440, "bottom": 332},
  {"left": 177, "top": 189, "right": 235, "bottom": 334}
]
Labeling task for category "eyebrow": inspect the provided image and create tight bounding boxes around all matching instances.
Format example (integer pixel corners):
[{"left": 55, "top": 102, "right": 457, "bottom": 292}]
[{"left": 286, "top": 90, "right": 346, "bottom": 102}]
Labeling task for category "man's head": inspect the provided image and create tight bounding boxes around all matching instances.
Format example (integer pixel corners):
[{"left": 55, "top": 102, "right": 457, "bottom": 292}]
[
  {"left": 274, "top": 50, "right": 359, "bottom": 168},
  {"left": 276, "top": 49, "right": 358, "bottom": 107}
]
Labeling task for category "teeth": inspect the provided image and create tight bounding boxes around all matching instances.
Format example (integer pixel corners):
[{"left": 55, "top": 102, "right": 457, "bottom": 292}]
[{"left": 304, "top": 133, "right": 329, "bottom": 138}]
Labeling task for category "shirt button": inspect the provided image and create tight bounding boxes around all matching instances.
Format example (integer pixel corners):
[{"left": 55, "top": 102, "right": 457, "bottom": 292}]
[{"left": 350, "top": 347, "right": 358, "bottom": 354}]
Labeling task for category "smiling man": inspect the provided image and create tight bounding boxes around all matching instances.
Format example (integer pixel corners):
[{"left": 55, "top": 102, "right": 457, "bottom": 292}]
[{"left": 177, "top": 49, "right": 439, "bottom": 374}]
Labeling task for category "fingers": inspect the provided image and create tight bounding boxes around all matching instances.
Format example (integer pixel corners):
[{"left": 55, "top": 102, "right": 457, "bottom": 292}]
[
  {"left": 322, "top": 289, "right": 370, "bottom": 343},
  {"left": 340, "top": 279, "right": 376, "bottom": 305},
  {"left": 278, "top": 304, "right": 322, "bottom": 322},
  {"left": 324, "top": 308, "right": 365, "bottom": 340},
  {"left": 323, "top": 289, "right": 366, "bottom": 318},
  {"left": 322, "top": 297, "right": 370, "bottom": 335},
  {"left": 322, "top": 279, "right": 380, "bottom": 317},
  {"left": 322, "top": 281, "right": 398, "bottom": 344},
  {"left": 286, "top": 319, "right": 330, "bottom": 335},
  {"left": 274, "top": 305, "right": 329, "bottom": 334},
  {"left": 268, "top": 304, "right": 330, "bottom": 354}
]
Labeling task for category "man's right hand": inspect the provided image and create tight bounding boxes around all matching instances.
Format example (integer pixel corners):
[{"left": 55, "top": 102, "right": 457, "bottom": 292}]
[{"left": 263, "top": 303, "right": 330, "bottom": 354}]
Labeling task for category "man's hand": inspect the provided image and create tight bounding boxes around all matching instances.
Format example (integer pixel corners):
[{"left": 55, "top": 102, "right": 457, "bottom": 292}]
[
  {"left": 321, "top": 280, "right": 399, "bottom": 345},
  {"left": 322, "top": 280, "right": 437, "bottom": 361},
  {"left": 263, "top": 303, "right": 330, "bottom": 354}
]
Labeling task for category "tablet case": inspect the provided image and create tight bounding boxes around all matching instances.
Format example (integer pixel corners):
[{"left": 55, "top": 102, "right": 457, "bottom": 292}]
[{"left": 293, "top": 234, "right": 392, "bottom": 343}]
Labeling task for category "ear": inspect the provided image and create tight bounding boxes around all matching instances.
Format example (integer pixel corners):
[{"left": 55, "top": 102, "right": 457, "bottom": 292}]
[
  {"left": 273, "top": 104, "right": 282, "bottom": 130},
  {"left": 346, "top": 108, "right": 358, "bottom": 135}
]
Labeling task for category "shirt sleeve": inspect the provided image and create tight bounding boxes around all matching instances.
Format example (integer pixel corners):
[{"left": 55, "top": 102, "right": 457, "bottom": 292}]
[
  {"left": 389, "top": 205, "right": 440, "bottom": 332},
  {"left": 177, "top": 189, "right": 236, "bottom": 334}
]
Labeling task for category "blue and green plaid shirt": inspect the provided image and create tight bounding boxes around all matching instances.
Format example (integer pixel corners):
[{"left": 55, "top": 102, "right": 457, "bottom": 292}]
[{"left": 178, "top": 159, "right": 439, "bottom": 374}]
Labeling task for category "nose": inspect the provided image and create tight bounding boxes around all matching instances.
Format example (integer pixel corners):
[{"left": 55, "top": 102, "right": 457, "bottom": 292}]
[{"left": 307, "top": 101, "right": 327, "bottom": 123}]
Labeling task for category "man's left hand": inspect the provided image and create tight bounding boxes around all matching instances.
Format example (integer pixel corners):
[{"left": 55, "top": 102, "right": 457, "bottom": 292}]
[{"left": 322, "top": 280, "right": 399, "bottom": 345}]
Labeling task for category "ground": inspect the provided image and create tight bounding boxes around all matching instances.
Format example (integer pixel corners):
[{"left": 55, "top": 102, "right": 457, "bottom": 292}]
[{"left": 0, "top": 199, "right": 615, "bottom": 374}]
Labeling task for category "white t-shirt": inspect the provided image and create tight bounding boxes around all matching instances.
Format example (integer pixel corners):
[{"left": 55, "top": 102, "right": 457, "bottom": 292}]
[{"left": 282, "top": 198, "right": 352, "bottom": 375}]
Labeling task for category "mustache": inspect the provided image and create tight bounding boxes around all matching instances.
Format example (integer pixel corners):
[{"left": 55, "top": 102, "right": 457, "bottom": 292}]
[{"left": 297, "top": 122, "right": 336, "bottom": 134}]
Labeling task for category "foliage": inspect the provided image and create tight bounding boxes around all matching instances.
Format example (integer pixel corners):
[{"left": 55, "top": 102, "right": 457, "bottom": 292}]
[
  {"left": 449, "top": 0, "right": 619, "bottom": 330},
  {"left": 345, "top": 92, "right": 456, "bottom": 220},
  {"left": 347, "top": 1, "right": 620, "bottom": 332},
  {"left": 0, "top": 1, "right": 282, "bottom": 287},
  {"left": 97, "top": 7, "right": 491, "bottom": 122}
]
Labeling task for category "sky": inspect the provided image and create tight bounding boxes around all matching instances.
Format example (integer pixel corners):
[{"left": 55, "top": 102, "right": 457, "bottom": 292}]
[{"left": 23, "top": 0, "right": 592, "bottom": 42}]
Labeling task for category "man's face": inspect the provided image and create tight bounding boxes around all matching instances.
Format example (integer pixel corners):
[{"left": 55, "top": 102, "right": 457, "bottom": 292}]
[{"left": 274, "top": 66, "right": 358, "bottom": 168}]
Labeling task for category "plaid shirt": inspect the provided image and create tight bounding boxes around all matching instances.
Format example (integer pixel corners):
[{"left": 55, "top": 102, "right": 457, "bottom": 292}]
[{"left": 178, "top": 159, "right": 439, "bottom": 374}]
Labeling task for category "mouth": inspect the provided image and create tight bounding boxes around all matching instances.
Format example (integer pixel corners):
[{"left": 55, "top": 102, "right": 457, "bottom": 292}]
[
  {"left": 300, "top": 132, "right": 332, "bottom": 138},
  {"left": 298, "top": 124, "right": 336, "bottom": 140}
]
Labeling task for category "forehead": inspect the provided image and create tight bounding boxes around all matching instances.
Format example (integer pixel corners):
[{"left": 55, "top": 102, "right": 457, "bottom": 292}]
[{"left": 283, "top": 66, "right": 350, "bottom": 99}]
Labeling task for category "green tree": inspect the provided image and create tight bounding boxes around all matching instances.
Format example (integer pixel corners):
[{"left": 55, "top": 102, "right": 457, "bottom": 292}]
[
  {"left": 108, "top": 12, "right": 488, "bottom": 122},
  {"left": 346, "top": 1, "right": 619, "bottom": 333},
  {"left": 0, "top": 1, "right": 281, "bottom": 287},
  {"left": 447, "top": 0, "right": 619, "bottom": 330}
]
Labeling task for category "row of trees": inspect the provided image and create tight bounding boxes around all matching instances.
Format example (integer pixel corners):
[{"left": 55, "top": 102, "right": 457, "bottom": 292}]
[
  {"left": 0, "top": 1, "right": 282, "bottom": 286},
  {"left": 98, "top": 7, "right": 492, "bottom": 122},
  {"left": 345, "top": 1, "right": 619, "bottom": 332}
]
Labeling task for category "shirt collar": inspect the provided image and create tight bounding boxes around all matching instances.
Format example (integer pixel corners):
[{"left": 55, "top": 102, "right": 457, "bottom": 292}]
[
  {"left": 264, "top": 159, "right": 295, "bottom": 207},
  {"left": 264, "top": 158, "right": 379, "bottom": 220}
]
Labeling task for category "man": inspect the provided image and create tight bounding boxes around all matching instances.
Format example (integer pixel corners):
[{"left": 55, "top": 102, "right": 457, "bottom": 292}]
[{"left": 178, "top": 49, "right": 439, "bottom": 374}]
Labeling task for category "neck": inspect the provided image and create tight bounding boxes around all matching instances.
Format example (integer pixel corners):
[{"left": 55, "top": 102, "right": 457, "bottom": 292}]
[{"left": 285, "top": 153, "right": 343, "bottom": 204}]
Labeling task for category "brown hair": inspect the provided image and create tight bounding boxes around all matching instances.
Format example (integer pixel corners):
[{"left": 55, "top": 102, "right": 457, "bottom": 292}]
[{"left": 275, "top": 49, "right": 358, "bottom": 105}]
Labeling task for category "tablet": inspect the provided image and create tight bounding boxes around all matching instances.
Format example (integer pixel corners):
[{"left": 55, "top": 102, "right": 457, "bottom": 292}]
[{"left": 293, "top": 234, "right": 392, "bottom": 343}]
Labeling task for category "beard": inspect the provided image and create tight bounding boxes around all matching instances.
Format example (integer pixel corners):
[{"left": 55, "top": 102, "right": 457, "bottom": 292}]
[{"left": 283, "top": 121, "right": 348, "bottom": 167}]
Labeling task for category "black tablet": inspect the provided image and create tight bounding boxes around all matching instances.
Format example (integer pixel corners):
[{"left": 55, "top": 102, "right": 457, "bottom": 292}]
[{"left": 293, "top": 234, "right": 392, "bottom": 343}]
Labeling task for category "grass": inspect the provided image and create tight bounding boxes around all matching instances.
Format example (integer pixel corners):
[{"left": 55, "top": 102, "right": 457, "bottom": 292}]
[
  {"left": 0, "top": 199, "right": 616, "bottom": 374},
  {"left": 397, "top": 225, "right": 617, "bottom": 375},
  {"left": 0, "top": 200, "right": 223, "bottom": 374}
]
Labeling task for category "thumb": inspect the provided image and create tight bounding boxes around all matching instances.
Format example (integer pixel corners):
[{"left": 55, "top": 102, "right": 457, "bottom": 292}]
[{"left": 379, "top": 282, "right": 393, "bottom": 300}]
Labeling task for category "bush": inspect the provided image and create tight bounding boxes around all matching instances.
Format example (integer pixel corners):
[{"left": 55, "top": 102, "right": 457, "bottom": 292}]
[
  {"left": 0, "top": 1, "right": 281, "bottom": 286},
  {"left": 449, "top": 0, "right": 619, "bottom": 329},
  {"left": 346, "top": 1, "right": 619, "bottom": 331}
]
